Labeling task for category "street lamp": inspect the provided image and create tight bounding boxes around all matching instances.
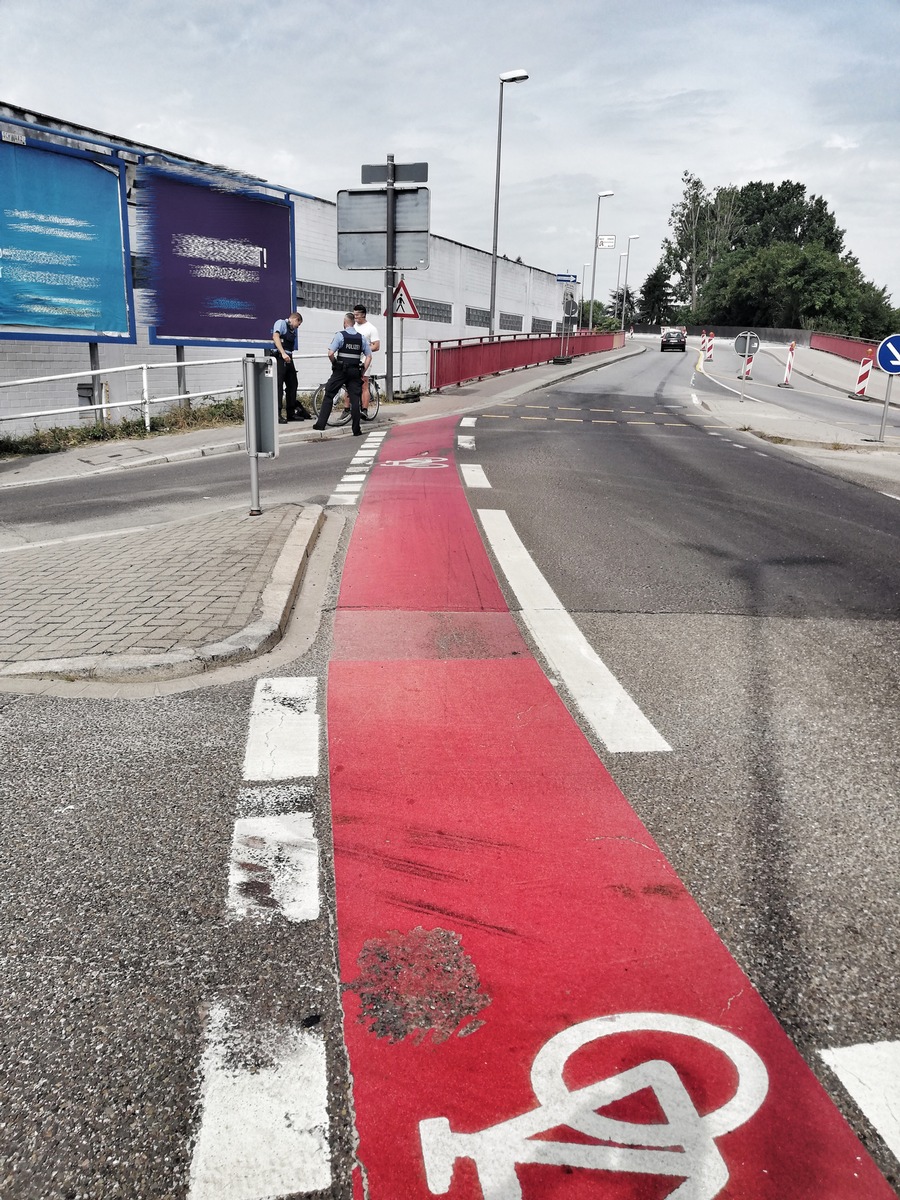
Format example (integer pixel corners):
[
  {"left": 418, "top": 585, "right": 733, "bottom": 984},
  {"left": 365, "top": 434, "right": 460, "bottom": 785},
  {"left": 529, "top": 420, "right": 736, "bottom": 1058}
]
[
  {"left": 588, "top": 190, "right": 614, "bottom": 332},
  {"left": 489, "top": 68, "right": 529, "bottom": 340},
  {"left": 620, "top": 235, "right": 639, "bottom": 331},
  {"left": 613, "top": 252, "right": 627, "bottom": 323},
  {"left": 580, "top": 262, "right": 589, "bottom": 331}
]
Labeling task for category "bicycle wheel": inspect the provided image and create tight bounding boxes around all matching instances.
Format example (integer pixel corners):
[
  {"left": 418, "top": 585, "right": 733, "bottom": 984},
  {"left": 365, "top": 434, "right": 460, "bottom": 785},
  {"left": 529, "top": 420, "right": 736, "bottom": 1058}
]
[
  {"left": 364, "top": 377, "right": 380, "bottom": 421},
  {"left": 312, "top": 384, "right": 326, "bottom": 421},
  {"left": 330, "top": 387, "right": 352, "bottom": 426}
]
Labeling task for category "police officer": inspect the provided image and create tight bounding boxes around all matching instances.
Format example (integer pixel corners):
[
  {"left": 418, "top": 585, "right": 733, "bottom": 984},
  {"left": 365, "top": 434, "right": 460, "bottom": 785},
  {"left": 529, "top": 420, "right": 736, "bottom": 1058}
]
[
  {"left": 271, "top": 311, "right": 311, "bottom": 422},
  {"left": 312, "top": 313, "right": 372, "bottom": 436}
]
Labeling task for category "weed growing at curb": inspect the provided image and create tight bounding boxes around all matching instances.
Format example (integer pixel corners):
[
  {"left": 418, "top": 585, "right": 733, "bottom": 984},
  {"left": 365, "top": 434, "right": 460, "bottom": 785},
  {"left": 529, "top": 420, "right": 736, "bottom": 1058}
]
[{"left": 0, "top": 396, "right": 245, "bottom": 458}]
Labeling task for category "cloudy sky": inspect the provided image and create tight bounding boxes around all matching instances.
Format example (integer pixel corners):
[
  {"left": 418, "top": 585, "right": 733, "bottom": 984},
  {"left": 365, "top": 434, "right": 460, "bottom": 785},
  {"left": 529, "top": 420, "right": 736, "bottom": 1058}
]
[{"left": 3, "top": 0, "right": 898, "bottom": 307}]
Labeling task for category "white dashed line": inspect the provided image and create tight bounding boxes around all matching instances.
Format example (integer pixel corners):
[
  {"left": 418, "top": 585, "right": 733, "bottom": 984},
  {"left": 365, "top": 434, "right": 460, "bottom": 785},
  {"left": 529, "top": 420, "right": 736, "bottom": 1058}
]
[
  {"left": 188, "top": 1004, "right": 331, "bottom": 1199},
  {"left": 458, "top": 435, "right": 476, "bottom": 450},
  {"left": 460, "top": 464, "right": 492, "bottom": 488},
  {"left": 477, "top": 509, "right": 670, "bottom": 754},
  {"left": 460, "top": 416, "right": 477, "bottom": 427},
  {"left": 243, "top": 678, "right": 319, "bottom": 781},
  {"left": 227, "top": 813, "right": 320, "bottom": 923}
]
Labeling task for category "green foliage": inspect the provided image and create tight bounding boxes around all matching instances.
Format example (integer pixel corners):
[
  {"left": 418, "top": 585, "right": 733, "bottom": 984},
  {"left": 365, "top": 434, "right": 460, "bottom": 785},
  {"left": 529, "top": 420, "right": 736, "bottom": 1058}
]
[
  {"left": 0, "top": 395, "right": 244, "bottom": 459},
  {"left": 660, "top": 172, "right": 893, "bottom": 338},
  {"left": 637, "top": 262, "right": 674, "bottom": 325},
  {"left": 579, "top": 299, "right": 617, "bottom": 330}
]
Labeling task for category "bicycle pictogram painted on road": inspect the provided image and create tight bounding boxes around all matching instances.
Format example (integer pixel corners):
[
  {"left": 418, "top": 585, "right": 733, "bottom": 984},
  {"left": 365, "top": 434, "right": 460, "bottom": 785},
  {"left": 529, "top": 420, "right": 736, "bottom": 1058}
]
[
  {"left": 379, "top": 456, "right": 450, "bottom": 469},
  {"left": 419, "top": 1012, "right": 769, "bottom": 1199}
]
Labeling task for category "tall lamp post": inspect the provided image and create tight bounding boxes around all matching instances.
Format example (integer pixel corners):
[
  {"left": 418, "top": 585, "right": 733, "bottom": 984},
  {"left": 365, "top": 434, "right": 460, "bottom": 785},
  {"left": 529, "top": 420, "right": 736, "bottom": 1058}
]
[
  {"left": 489, "top": 68, "right": 529, "bottom": 340},
  {"left": 620, "top": 235, "right": 639, "bottom": 331},
  {"left": 613, "top": 253, "right": 627, "bottom": 324},
  {"left": 580, "top": 262, "right": 589, "bottom": 330},
  {"left": 587, "top": 190, "right": 614, "bottom": 332}
]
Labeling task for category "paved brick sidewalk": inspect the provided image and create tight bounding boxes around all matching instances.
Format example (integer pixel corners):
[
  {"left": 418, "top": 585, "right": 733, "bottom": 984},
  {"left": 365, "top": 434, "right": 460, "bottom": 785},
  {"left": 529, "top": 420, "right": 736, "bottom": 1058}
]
[{"left": 0, "top": 504, "right": 321, "bottom": 682}]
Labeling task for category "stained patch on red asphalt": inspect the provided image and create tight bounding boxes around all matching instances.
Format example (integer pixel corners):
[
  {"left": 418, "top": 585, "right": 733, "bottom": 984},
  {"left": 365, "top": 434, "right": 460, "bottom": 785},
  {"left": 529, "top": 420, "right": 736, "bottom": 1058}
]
[{"left": 328, "top": 418, "right": 894, "bottom": 1198}]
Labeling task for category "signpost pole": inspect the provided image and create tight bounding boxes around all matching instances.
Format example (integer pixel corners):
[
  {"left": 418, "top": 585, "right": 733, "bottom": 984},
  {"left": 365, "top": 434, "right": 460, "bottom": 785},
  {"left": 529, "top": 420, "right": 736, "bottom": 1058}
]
[
  {"left": 878, "top": 375, "right": 893, "bottom": 444},
  {"left": 243, "top": 355, "right": 262, "bottom": 516},
  {"left": 384, "top": 155, "right": 396, "bottom": 404}
]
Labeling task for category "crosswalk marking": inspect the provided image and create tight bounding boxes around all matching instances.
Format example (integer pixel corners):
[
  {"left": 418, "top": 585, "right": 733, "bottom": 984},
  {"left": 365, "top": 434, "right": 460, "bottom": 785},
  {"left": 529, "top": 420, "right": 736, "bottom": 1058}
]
[
  {"left": 188, "top": 1005, "right": 331, "bottom": 1199},
  {"left": 243, "top": 677, "right": 319, "bottom": 780},
  {"left": 460, "top": 464, "right": 492, "bottom": 488},
  {"left": 227, "top": 813, "right": 320, "bottom": 922}
]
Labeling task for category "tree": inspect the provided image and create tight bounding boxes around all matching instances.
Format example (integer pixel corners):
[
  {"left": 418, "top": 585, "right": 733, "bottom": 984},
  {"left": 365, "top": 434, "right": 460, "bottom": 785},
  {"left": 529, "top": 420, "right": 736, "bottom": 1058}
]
[
  {"left": 730, "top": 181, "right": 845, "bottom": 256},
  {"left": 609, "top": 286, "right": 638, "bottom": 327},
  {"left": 637, "top": 262, "right": 674, "bottom": 325}
]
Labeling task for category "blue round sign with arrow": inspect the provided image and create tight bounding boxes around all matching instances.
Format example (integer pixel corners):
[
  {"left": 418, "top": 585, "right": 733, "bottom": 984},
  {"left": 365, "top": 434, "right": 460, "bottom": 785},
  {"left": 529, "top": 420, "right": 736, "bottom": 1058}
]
[{"left": 876, "top": 334, "right": 900, "bottom": 374}]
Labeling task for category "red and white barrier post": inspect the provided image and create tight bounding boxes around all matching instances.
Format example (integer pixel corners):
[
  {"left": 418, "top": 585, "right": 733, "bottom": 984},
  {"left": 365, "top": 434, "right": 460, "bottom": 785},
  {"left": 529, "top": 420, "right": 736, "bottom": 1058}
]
[
  {"left": 738, "top": 353, "right": 753, "bottom": 380},
  {"left": 849, "top": 353, "right": 874, "bottom": 399},
  {"left": 700, "top": 330, "right": 707, "bottom": 356},
  {"left": 778, "top": 340, "right": 796, "bottom": 388},
  {"left": 705, "top": 331, "right": 715, "bottom": 361}
]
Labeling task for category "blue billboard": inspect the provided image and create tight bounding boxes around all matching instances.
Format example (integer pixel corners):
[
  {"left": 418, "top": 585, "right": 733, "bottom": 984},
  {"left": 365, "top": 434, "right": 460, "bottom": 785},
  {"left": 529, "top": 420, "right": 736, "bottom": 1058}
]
[
  {"left": 0, "top": 139, "right": 133, "bottom": 340},
  {"left": 137, "top": 168, "right": 294, "bottom": 345}
]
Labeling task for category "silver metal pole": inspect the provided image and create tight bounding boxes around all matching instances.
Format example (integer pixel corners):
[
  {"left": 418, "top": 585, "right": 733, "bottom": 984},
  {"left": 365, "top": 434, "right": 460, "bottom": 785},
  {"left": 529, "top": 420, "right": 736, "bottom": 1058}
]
[
  {"left": 613, "top": 254, "right": 625, "bottom": 324},
  {"left": 141, "top": 364, "right": 151, "bottom": 430},
  {"left": 488, "top": 81, "right": 505, "bottom": 341},
  {"left": 588, "top": 198, "right": 602, "bottom": 332},
  {"left": 243, "top": 355, "right": 262, "bottom": 516},
  {"left": 878, "top": 374, "right": 894, "bottom": 443},
  {"left": 620, "top": 245, "right": 633, "bottom": 332},
  {"left": 384, "top": 154, "right": 396, "bottom": 403}
]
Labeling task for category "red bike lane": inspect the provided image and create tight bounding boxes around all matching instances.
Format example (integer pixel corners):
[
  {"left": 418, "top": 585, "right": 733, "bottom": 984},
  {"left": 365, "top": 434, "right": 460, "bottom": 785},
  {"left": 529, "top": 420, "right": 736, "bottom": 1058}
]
[{"left": 327, "top": 417, "right": 893, "bottom": 1199}]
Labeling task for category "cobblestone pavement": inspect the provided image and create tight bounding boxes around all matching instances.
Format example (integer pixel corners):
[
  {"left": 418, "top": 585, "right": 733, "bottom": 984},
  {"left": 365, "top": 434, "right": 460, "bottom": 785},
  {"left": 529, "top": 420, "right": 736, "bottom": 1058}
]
[{"left": 0, "top": 505, "right": 310, "bottom": 678}]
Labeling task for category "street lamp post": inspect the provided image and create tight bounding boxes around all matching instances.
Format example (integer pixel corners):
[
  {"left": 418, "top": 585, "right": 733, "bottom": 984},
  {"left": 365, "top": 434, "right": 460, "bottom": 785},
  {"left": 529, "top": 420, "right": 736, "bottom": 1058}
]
[
  {"left": 620, "top": 235, "right": 639, "bottom": 331},
  {"left": 587, "top": 190, "right": 614, "bottom": 332},
  {"left": 580, "top": 262, "right": 589, "bottom": 331},
  {"left": 489, "top": 68, "right": 528, "bottom": 340},
  {"left": 613, "top": 253, "right": 627, "bottom": 324}
]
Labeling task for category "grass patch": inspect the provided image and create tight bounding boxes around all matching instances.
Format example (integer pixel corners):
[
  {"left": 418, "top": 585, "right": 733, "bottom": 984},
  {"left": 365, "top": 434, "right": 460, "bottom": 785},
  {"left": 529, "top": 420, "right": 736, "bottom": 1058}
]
[{"left": 0, "top": 395, "right": 244, "bottom": 458}]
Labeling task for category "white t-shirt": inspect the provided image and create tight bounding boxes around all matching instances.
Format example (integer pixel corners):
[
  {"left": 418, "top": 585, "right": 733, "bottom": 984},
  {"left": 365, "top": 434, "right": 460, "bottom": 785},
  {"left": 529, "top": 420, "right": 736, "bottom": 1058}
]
[{"left": 355, "top": 320, "right": 380, "bottom": 373}]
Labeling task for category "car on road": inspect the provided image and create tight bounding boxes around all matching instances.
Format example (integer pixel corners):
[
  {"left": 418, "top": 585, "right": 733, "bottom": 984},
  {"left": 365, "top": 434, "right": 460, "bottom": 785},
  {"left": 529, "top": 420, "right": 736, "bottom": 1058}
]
[{"left": 661, "top": 329, "right": 687, "bottom": 352}]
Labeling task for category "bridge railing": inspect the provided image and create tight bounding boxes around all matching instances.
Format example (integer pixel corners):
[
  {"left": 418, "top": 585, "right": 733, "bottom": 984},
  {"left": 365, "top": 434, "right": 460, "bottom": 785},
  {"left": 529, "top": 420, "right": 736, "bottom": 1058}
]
[{"left": 429, "top": 330, "right": 625, "bottom": 390}]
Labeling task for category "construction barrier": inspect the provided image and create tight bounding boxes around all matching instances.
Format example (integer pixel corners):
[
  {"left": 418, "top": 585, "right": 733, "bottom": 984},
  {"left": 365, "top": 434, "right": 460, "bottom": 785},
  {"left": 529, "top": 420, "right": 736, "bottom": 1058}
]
[
  {"left": 705, "top": 331, "right": 715, "bottom": 361},
  {"left": 849, "top": 355, "right": 873, "bottom": 398},
  {"left": 738, "top": 352, "right": 753, "bottom": 380},
  {"left": 778, "top": 341, "right": 796, "bottom": 388},
  {"left": 700, "top": 330, "right": 707, "bottom": 356}
]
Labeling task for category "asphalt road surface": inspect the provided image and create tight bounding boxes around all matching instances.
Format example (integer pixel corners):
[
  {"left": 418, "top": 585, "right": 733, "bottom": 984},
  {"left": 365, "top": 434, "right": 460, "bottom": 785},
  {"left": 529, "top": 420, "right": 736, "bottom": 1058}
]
[{"left": 1, "top": 348, "right": 897, "bottom": 1197}]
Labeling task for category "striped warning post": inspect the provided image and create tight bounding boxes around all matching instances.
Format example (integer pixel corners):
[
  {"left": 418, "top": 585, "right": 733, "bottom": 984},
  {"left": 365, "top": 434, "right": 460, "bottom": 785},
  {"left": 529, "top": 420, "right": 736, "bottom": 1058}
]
[
  {"left": 705, "top": 330, "right": 715, "bottom": 361},
  {"left": 738, "top": 353, "right": 754, "bottom": 380},
  {"left": 778, "top": 341, "right": 796, "bottom": 388},
  {"left": 849, "top": 354, "right": 874, "bottom": 398},
  {"left": 700, "top": 330, "right": 707, "bottom": 356}
]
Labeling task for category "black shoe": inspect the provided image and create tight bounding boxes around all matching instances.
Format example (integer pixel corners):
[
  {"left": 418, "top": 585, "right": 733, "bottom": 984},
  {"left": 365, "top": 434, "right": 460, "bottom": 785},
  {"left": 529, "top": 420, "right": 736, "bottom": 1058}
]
[
  {"left": 352, "top": 429, "right": 363, "bottom": 436},
  {"left": 312, "top": 423, "right": 327, "bottom": 432},
  {"left": 295, "top": 407, "right": 312, "bottom": 421},
  {"left": 278, "top": 416, "right": 288, "bottom": 424}
]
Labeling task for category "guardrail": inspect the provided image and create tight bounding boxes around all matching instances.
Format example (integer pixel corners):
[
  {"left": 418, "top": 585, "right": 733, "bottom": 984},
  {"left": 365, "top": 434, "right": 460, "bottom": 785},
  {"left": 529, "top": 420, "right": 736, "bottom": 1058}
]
[
  {"left": 0, "top": 353, "right": 323, "bottom": 431},
  {"left": 429, "top": 330, "right": 625, "bottom": 390},
  {"left": 808, "top": 332, "right": 879, "bottom": 363}
]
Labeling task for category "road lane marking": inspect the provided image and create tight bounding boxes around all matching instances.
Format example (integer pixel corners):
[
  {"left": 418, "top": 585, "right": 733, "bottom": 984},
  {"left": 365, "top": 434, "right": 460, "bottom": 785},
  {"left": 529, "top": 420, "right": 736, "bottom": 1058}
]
[
  {"left": 477, "top": 509, "right": 671, "bottom": 753},
  {"left": 880, "top": 491, "right": 900, "bottom": 502},
  {"left": 460, "top": 416, "right": 477, "bottom": 427},
  {"left": 227, "top": 814, "right": 319, "bottom": 922},
  {"left": 820, "top": 1041, "right": 900, "bottom": 1162},
  {"left": 460, "top": 464, "right": 492, "bottom": 488},
  {"left": 188, "top": 1004, "right": 331, "bottom": 1199},
  {"left": 525, "top": 405, "right": 550, "bottom": 409},
  {"left": 555, "top": 417, "right": 582, "bottom": 422},
  {"left": 592, "top": 419, "right": 616, "bottom": 424},
  {"left": 457, "top": 435, "right": 476, "bottom": 450},
  {"left": 483, "top": 414, "right": 509, "bottom": 418},
  {"left": 521, "top": 415, "right": 547, "bottom": 420},
  {"left": 243, "top": 677, "right": 319, "bottom": 780}
]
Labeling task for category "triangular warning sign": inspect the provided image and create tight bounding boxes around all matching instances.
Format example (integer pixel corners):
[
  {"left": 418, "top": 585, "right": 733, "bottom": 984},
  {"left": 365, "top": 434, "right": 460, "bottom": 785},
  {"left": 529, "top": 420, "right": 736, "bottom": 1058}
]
[{"left": 387, "top": 279, "right": 420, "bottom": 319}]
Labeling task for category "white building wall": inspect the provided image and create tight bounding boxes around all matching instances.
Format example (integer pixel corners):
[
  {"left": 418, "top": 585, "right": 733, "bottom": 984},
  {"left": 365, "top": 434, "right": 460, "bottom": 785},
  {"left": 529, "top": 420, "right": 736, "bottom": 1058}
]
[{"left": 0, "top": 107, "right": 567, "bottom": 434}]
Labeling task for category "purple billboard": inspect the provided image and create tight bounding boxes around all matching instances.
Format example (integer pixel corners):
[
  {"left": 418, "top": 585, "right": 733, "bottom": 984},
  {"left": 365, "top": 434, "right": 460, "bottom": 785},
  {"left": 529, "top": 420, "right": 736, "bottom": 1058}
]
[{"left": 137, "top": 168, "right": 294, "bottom": 344}]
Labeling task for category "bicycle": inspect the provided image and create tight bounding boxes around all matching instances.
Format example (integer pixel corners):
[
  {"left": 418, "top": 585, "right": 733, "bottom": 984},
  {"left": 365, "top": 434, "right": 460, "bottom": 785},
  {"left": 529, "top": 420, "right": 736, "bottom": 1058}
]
[{"left": 311, "top": 374, "right": 381, "bottom": 427}]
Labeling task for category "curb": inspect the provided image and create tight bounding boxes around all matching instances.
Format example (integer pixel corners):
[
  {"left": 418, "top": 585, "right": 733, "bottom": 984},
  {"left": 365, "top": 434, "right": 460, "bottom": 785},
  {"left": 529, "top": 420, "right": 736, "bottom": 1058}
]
[{"left": 0, "top": 505, "right": 325, "bottom": 684}]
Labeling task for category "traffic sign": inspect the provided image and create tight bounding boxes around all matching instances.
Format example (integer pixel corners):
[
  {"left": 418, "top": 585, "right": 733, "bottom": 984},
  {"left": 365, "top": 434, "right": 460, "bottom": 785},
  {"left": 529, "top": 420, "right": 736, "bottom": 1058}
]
[
  {"left": 876, "top": 334, "right": 900, "bottom": 374},
  {"left": 385, "top": 278, "right": 420, "bottom": 319},
  {"left": 361, "top": 161, "right": 428, "bottom": 184},
  {"left": 596, "top": 235, "right": 616, "bottom": 249},
  {"left": 563, "top": 296, "right": 579, "bottom": 318},
  {"left": 556, "top": 273, "right": 578, "bottom": 283},
  {"left": 734, "top": 331, "right": 760, "bottom": 358}
]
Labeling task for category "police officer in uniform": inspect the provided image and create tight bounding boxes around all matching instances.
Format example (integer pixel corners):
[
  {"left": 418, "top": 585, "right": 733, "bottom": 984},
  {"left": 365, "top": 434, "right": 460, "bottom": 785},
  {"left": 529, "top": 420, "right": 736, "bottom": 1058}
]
[
  {"left": 271, "top": 311, "right": 311, "bottom": 422},
  {"left": 312, "top": 313, "right": 372, "bottom": 435}
]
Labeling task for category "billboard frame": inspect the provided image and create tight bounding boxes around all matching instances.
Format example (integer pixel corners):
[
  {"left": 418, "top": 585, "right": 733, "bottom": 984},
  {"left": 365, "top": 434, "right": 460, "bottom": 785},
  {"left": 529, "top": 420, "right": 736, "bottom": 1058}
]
[{"left": 0, "top": 133, "right": 137, "bottom": 345}]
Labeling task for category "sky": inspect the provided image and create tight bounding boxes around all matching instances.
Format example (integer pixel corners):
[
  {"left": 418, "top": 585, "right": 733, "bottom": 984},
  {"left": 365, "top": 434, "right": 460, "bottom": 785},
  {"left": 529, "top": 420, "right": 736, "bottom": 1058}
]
[{"left": 2, "top": 0, "right": 898, "bottom": 308}]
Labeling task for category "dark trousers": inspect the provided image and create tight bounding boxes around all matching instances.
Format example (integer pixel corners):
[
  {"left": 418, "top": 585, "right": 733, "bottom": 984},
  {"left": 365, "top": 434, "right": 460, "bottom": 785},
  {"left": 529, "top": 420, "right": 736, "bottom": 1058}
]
[
  {"left": 320, "top": 364, "right": 363, "bottom": 434},
  {"left": 276, "top": 355, "right": 299, "bottom": 418}
]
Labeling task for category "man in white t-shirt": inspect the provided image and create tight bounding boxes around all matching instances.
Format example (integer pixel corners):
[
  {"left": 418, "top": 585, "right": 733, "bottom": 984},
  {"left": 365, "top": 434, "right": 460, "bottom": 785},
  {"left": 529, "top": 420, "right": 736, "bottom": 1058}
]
[{"left": 352, "top": 305, "right": 380, "bottom": 410}]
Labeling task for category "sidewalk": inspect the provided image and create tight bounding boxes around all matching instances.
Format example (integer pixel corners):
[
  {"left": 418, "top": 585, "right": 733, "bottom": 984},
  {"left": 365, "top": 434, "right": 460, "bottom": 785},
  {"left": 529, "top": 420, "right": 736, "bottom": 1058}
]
[{"left": 1, "top": 341, "right": 897, "bottom": 690}]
